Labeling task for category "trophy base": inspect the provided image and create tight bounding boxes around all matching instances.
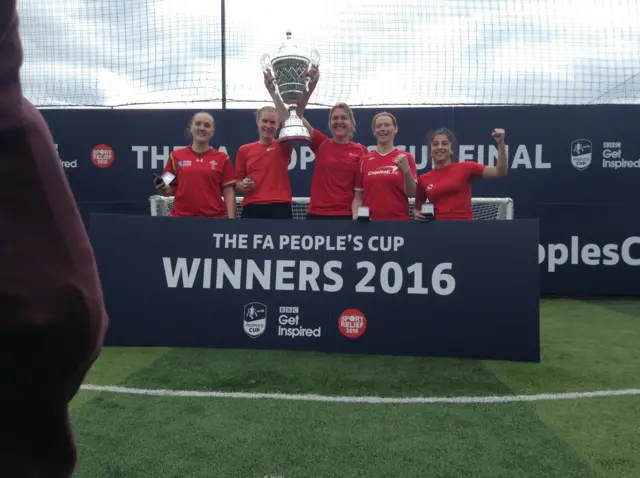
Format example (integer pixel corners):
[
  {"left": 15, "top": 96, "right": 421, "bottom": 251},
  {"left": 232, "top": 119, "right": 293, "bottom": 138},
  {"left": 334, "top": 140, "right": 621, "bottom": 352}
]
[{"left": 278, "top": 109, "right": 311, "bottom": 148}]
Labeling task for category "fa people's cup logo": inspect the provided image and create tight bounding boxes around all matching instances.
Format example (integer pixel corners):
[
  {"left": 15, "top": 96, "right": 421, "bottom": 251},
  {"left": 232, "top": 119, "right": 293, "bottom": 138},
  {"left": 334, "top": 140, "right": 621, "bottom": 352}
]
[
  {"left": 570, "top": 139, "right": 592, "bottom": 171},
  {"left": 243, "top": 302, "right": 267, "bottom": 339}
]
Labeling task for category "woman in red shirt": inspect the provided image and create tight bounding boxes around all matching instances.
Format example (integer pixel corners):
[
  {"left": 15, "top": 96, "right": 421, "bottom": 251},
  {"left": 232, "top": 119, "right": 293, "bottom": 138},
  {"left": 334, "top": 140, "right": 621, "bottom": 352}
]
[
  {"left": 413, "top": 127, "right": 507, "bottom": 221},
  {"left": 352, "top": 112, "right": 418, "bottom": 220},
  {"left": 155, "top": 112, "right": 237, "bottom": 218},
  {"left": 280, "top": 67, "right": 369, "bottom": 220},
  {"left": 235, "top": 105, "right": 294, "bottom": 219}
]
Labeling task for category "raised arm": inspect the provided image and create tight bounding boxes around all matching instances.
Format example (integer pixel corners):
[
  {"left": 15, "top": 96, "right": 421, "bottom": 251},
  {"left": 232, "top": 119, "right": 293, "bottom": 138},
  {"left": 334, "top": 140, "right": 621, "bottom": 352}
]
[
  {"left": 0, "top": 0, "right": 23, "bottom": 129},
  {"left": 482, "top": 129, "right": 508, "bottom": 178},
  {"left": 263, "top": 70, "right": 289, "bottom": 124},
  {"left": 296, "top": 65, "right": 319, "bottom": 118}
]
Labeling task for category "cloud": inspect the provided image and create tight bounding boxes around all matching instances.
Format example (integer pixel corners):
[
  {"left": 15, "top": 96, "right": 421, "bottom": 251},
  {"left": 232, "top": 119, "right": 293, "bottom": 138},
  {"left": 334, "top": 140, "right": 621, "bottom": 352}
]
[{"left": 16, "top": 0, "right": 640, "bottom": 107}]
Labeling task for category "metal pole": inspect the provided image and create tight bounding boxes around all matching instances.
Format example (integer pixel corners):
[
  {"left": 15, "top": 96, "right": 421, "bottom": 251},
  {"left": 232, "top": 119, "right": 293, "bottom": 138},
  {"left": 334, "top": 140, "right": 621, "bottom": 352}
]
[{"left": 221, "top": 0, "right": 227, "bottom": 109}]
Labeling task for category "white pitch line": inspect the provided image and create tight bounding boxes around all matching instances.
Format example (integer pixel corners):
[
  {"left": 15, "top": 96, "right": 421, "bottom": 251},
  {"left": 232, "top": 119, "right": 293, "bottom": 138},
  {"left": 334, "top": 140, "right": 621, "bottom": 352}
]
[{"left": 79, "top": 385, "right": 640, "bottom": 405}]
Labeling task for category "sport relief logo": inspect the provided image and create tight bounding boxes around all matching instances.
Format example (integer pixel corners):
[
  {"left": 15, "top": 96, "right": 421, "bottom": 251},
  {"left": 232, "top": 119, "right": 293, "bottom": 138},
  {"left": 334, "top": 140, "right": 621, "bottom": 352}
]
[
  {"left": 338, "top": 309, "right": 367, "bottom": 339},
  {"left": 91, "top": 144, "right": 115, "bottom": 168},
  {"left": 243, "top": 302, "right": 267, "bottom": 339},
  {"left": 570, "top": 139, "right": 592, "bottom": 171}
]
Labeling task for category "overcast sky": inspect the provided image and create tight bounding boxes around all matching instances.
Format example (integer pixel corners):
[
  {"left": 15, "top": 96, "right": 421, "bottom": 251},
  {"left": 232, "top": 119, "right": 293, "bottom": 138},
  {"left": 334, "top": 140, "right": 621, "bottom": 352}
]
[{"left": 16, "top": 0, "right": 640, "bottom": 108}]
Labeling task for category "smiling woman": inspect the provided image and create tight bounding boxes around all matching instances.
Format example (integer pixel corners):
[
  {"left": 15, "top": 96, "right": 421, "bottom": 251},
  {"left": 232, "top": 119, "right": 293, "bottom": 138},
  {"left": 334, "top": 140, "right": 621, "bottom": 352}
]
[
  {"left": 154, "top": 112, "right": 237, "bottom": 218},
  {"left": 234, "top": 106, "right": 294, "bottom": 219},
  {"left": 352, "top": 112, "right": 418, "bottom": 220}
]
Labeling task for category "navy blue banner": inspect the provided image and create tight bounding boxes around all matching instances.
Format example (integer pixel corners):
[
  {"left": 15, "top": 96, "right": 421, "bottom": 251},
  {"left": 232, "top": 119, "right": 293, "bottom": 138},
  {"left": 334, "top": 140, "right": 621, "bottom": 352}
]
[
  {"left": 89, "top": 214, "right": 540, "bottom": 362},
  {"left": 45, "top": 105, "right": 640, "bottom": 206},
  {"left": 43, "top": 105, "right": 640, "bottom": 297}
]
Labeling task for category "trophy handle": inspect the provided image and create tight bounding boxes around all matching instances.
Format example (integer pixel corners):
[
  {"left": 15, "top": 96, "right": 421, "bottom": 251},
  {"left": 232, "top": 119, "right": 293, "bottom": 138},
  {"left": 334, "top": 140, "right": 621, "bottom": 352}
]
[
  {"left": 304, "top": 48, "right": 321, "bottom": 92},
  {"left": 310, "top": 48, "right": 321, "bottom": 67},
  {"left": 260, "top": 53, "right": 273, "bottom": 72}
]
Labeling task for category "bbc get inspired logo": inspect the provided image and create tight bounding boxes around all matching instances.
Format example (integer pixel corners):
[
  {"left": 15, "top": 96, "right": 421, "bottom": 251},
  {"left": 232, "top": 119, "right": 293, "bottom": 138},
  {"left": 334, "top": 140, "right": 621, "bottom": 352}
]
[
  {"left": 91, "top": 144, "right": 115, "bottom": 168},
  {"left": 571, "top": 139, "right": 640, "bottom": 171},
  {"left": 601, "top": 141, "right": 640, "bottom": 169}
]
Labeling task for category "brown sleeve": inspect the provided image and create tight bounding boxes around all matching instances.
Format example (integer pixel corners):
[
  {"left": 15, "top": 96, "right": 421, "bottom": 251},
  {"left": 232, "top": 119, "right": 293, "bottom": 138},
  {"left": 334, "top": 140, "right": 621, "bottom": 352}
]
[
  {"left": 0, "top": 1, "right": 109, "bottom": 475},
  {"left": 0, "top": 0, "right": 23, "bottom": 130}
]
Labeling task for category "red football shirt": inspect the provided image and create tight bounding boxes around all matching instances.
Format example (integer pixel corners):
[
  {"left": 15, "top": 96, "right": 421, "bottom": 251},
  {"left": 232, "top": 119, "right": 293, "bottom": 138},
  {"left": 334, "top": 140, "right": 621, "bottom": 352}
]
[
  {"left": 163, "top": 146, "right": 236, "bottom": 218},
  {"left": 307, "top": 128, "right": 368, "bottom": 216},
  {"left": 235, "top": 141, "right": 293, "bottom": 207},
  {"left": 416, "top": 161, "right": 486, "bottom": 220},
  {"left": 355, "top": 149, "right": 418, "bottom": 220}
]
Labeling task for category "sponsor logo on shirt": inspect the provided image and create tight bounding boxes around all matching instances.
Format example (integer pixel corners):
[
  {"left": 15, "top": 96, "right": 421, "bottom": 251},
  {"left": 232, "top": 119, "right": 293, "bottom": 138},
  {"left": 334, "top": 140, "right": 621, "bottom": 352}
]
[
  {"left": 368, "top": 165, "right": 399, "bottom": 176},
  {"left": 178, "top": 160, "right": 192, "bottom": 167},
  {"left": 243, "top": 302, "right": 267, "bottom": 339}
]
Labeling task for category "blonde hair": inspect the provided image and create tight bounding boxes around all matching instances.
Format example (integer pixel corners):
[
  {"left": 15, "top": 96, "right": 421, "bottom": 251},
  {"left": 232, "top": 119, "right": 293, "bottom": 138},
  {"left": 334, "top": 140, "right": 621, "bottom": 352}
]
[
  {"left": 329, "top": 103, "right": 356, "bottom": 140},
  {"left": 256, "top": 106, "right": 278, "bottom": 123}
]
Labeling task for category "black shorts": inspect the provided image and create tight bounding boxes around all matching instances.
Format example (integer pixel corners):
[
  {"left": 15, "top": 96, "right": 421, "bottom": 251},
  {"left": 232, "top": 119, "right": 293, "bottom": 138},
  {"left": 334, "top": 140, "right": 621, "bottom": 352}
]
[
  {"left": 306, "top": 213, "right": 353, "bottom": 220},
  {"left": 241, "top": 202, "right": 293, "bottom": 219}
]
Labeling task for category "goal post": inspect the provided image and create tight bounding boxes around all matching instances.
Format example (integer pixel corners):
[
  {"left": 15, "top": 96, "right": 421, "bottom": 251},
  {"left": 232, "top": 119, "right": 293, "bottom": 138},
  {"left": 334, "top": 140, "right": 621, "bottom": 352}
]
[{"left": 149, "top": 196, "right": 514, "bottom": 220}]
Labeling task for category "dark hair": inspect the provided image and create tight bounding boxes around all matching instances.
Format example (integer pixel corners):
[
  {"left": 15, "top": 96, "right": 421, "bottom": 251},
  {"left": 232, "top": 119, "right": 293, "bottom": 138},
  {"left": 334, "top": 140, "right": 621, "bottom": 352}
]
[
  {"left": 427, "top": 127, "right": 458, "bottom": 162},
  {"left": 185, "top": 111, "right": 215, "bottom": 139}
]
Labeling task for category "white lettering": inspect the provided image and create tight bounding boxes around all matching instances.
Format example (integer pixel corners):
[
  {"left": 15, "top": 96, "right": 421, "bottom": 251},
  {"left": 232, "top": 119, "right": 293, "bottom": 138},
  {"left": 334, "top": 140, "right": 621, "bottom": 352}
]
[
  {"left": 132, "top": 145, "right": 186, "bottom": 169},
  {"left": 60, "top": 160, "right": 78, "bottom": 169},
  {"left": 163, "top": 257, "right": 200, "bottom": 288},
  {"left": 323, "top": 261, "right": 344, "bottom": 292},
  {"left": 133, "top": 145, "right": 148, "bottom": 169},
  {"left": 380, "top": 262, "right": 403, "bottom": 294},
  {"left": 539, "top": 236, "right": 640, "bottom": 272},
  {"left": 602, "top": 149, "right": 621, "bottom": 159},
  {"left": 275, "top": 260, "right": 296, "bottom": 290},
  {"left": 246, "top": 259, "right": 271, "bottom": 289},
  {"left": 288, "top": 149, "right": 297, "bottom": 170},
  {"left": 279, "top": 235, "right": 348, "bottom": 251},
  {"left": 459, "top": 145, "right": 475, "bottom": 162},
  {"left": 367, "top": 236, "right": 404, "bottom": 252},
  {"left": 622, "top": 237, "right": 640, "bottom": 266},
  {"left": 355, "top": 261, "right": 376, "bottom": 293},
  {"left": 216, "top": 259, "right": 242, "bottom": 289},
  {"left": 602, "top": 158, "right": 640, "bottom": 169},
  {"left": 151, "top": 146, "right": 170, "bottom": 170},
  {"left": 300, "top": 147, "right": 315, "bottom": 170},
  {"left": 212, "top": 233, "right": 248, "bottom": 249},
  {"left": 163, "top": 258, "right": 345, "bottom": 291},
  {"left": 298, "top": 261, "right": 320, "bottom": 291}
]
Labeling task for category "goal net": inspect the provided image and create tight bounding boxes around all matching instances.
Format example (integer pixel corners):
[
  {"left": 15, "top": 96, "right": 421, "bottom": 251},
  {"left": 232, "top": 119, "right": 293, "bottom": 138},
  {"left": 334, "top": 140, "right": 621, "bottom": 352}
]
[{"left": 149, "top": 196, "right": 514, "bottom": 220}]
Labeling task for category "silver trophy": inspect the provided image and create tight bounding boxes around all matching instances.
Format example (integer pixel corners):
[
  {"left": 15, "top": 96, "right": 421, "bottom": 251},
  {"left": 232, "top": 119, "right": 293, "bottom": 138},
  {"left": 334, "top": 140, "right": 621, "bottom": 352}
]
[{"left": 261, "top": 30, "right": 320, "bottom": 146}]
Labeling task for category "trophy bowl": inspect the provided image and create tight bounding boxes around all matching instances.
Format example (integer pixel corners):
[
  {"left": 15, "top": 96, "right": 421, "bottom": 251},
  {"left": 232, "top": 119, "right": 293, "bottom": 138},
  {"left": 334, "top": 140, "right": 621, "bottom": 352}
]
[{"left": 261, "top": 31, "right": 320, "bottom": 147}]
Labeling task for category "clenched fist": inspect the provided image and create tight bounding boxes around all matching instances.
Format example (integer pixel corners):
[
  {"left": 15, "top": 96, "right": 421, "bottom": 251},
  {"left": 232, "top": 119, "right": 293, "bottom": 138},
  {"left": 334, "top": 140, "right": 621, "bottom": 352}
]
[
  {"left": 491, "top": 128, "right": 505, "bottom": 144},
  {"left": 394, "top": 154, "right": 410, "bottom": 174}
]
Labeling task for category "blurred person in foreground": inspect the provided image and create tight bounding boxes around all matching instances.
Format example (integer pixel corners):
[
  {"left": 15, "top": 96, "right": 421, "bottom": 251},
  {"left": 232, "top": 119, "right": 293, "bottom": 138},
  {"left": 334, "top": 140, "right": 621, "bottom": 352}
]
[{"left": 0, "top": 0, "right": 109, "bottom": 476}]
